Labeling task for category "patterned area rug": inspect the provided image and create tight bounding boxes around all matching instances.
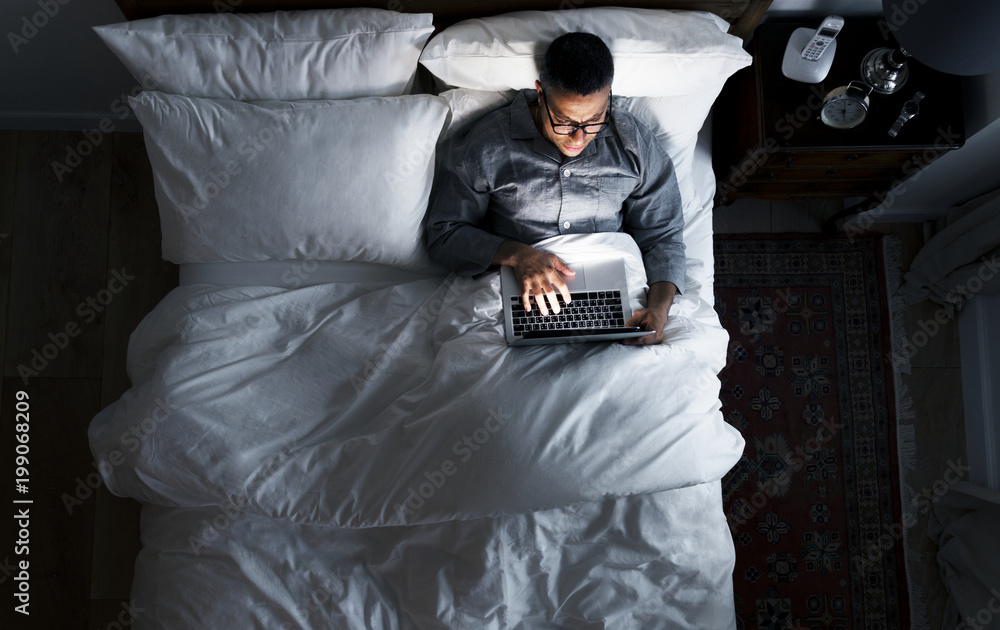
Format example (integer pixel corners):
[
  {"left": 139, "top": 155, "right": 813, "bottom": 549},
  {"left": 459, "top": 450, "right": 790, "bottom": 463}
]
[{"left": 714, "top": 235, "right": 911, "bottom": 630}]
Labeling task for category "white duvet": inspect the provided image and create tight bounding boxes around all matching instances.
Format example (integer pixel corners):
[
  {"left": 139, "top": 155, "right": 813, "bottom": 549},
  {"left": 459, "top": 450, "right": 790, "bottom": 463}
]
[
  {"left": 89, "top": 232, "right": 744, "bottom": 627},
  {"left": 131, "top": 483, "right": 737, "bottom": 629}
]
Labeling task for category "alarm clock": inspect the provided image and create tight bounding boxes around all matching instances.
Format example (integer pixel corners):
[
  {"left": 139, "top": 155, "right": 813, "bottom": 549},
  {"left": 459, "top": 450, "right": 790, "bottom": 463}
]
[{"left": 819, "top": 81, "right": 873, "bottom": 129}]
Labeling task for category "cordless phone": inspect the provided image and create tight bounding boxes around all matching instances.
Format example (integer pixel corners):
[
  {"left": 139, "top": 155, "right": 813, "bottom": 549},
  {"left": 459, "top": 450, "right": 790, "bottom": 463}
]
[
  {"left": 800, "top": 16, "right": 844, "bottom": 61},
  {"left": 781, "top": 15, "right": 845, "bottom": 83}
]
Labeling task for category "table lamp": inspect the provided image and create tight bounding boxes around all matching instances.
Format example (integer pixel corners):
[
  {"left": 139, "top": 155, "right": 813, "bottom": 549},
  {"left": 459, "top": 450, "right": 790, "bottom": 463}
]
[{"left": 862, "top": 0, "right": 1000, "bottom": 94}]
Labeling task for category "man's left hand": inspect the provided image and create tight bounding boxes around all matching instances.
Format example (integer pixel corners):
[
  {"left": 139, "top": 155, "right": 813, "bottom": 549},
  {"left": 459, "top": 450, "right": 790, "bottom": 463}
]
[
  {"left": 622, "top": 306, "right": 668, "bottom": 345},
  {"left": 621, "top": 281, "right": 677, "bottom": 346}
]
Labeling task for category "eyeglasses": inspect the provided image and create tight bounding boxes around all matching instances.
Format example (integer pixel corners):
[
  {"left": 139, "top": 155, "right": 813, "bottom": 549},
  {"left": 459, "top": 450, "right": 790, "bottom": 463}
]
[{"left": 540, "top": 89, "right": 612, "bottom": 136}]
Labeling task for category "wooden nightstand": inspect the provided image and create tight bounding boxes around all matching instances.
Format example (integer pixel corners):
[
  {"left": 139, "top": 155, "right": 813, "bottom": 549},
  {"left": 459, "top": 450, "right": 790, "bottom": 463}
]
[{"left": 713, "top": 20, "right": 965, "bottom": 208}]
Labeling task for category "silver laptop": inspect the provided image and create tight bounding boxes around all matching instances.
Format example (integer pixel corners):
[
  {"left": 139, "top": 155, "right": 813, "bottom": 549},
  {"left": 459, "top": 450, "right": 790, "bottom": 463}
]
[{"left": 500, "top": 257, "right": 655, "bottom": 346}]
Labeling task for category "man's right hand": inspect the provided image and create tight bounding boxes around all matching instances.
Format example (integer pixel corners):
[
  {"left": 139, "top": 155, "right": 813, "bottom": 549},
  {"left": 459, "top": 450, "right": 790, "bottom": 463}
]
[{"left": 492, "top": 241, "right": 575, "bottom": 316}]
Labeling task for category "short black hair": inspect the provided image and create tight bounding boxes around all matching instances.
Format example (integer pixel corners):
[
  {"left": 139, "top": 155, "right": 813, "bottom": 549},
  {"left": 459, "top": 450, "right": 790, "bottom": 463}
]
[{"left": 539, "top": 32, "right": 614, "bottom": 96}]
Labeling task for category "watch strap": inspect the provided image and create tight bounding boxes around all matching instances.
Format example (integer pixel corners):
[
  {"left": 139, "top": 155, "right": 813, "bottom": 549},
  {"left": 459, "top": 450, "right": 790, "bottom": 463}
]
[{"left": 889, "top": 91, "right": 925, "bottom": 137}]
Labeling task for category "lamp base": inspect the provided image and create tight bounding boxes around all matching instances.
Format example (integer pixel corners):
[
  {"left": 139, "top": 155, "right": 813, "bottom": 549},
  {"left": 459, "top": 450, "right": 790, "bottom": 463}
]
[{"left": 861, "top": 47, "right": 910, "bottom": 95}]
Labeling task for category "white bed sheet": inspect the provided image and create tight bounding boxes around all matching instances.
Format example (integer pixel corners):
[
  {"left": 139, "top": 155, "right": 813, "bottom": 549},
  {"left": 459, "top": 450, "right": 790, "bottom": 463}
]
[{"left": 98, "top": 124, "right": 739, "bottom": 628}]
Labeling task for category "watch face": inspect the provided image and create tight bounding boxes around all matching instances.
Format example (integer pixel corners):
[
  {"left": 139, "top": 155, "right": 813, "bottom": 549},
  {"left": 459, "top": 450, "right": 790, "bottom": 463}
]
[{"left": 821, "top": 96, "right": 867, "bottom": 129}]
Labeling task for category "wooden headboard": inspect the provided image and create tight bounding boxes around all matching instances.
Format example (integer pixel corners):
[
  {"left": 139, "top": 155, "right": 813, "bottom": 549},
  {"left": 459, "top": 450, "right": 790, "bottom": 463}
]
[{"left": 113, "top": 0, "right": 771, "bottom": 41}]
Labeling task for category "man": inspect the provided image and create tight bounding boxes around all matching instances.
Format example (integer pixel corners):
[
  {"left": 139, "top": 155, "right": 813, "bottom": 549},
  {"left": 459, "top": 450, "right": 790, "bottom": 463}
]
[{"left": 425, "top": 32, "right": 685, "bottom": 346}]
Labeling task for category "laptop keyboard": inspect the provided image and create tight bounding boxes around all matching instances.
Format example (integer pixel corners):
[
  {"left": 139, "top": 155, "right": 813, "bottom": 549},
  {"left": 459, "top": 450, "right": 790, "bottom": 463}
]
[{"left": 510, "top": 291, "right": 625, "bottom": 336}]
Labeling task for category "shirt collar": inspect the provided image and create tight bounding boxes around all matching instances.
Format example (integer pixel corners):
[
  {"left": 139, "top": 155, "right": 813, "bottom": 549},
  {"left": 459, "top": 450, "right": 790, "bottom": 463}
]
[{"left": 510, "top": 88, "right": 541, "bottom": 140}]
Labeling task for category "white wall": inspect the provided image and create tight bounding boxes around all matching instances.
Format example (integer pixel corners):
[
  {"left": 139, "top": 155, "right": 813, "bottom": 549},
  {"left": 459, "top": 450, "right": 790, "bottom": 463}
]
[
  {"left": 0, "top": 0, "right": 137, "bottom": 130},
  {"left": 963, "top": 70, "right": 1000, "bottom": 139},
  {"left": 959, "top": 293, "right": 1000, "bottom": 490}
]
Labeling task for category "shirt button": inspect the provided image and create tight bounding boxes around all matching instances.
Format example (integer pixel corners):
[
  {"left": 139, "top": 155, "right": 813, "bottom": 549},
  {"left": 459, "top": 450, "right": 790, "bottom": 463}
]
[
  {"left": 563, "top": 169, "right": 572, "bottom": 177},
  {"left": 563, "top": 221, "right": 571, "bottom": 229}
]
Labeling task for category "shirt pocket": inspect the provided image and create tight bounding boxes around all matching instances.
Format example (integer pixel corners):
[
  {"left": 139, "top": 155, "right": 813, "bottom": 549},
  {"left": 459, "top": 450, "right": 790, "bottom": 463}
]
[{"left": 597, "top": 177, "right": 638, "bottom": 231}]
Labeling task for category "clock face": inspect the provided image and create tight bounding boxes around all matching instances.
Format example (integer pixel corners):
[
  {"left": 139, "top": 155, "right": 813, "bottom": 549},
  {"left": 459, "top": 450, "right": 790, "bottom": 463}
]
[{"left": 821, "top": 96, "right": 867, "bottom": 129}]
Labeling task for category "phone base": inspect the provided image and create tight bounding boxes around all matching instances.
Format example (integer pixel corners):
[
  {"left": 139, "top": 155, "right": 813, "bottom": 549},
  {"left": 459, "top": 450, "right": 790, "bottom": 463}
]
[{"left": 781, "top": 28, "right": 836, "bottom": 83}]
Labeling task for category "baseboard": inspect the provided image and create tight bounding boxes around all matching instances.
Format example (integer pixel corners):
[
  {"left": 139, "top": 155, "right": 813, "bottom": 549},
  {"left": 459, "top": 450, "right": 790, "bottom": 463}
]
[
  {"left": 958, "top": 293, "right": 1000, "bottom": 490},
  {"left": 0, "top": 112, "right": 142, "bottom": 133}
]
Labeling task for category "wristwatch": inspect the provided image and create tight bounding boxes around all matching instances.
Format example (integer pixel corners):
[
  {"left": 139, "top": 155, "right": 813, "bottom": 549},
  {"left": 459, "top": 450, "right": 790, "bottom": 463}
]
[{"left": 888, "top": 92, "right": 924, "bottom": 137}]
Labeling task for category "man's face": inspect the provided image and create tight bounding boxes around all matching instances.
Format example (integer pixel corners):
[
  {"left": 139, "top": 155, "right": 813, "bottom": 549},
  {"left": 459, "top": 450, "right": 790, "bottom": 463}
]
[{"left": 534, "top": 80, "right": 611, "bottom": 158}]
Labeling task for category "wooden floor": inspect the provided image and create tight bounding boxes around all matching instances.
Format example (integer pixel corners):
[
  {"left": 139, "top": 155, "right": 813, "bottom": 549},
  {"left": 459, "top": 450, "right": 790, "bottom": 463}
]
[
  {"left": 0, "top": 130, "right": 177, "bottom": 628},
  {"left": 0, "top": 130, "right": 964, "bottom": 628}
]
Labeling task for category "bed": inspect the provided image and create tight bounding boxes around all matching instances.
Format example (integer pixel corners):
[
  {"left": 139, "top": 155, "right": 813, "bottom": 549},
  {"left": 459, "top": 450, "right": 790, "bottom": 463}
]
[{"left": 88, "top": 1, "right": 769, "bottom": 627}]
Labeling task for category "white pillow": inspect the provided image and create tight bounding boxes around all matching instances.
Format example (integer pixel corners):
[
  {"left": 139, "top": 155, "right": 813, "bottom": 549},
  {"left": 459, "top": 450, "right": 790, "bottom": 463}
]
[
  {"left": 419, "top": 8, "right": 750, "bottom": 96},
  {"left": 130, "top": 91, "right": 450, "bottom": 266},
  {"left": 438, "top": 89, "right": 716, "bottom": 213},
  {"left": 438, "top": 89, "right": 515, "bottom": 140},
  {"left": 96, "top": 9, "right": 435, "bottom": 100}
]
